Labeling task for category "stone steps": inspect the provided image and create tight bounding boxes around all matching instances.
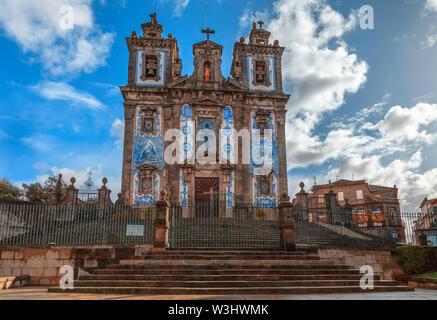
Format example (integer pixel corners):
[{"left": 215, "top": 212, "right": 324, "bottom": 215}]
[
  {"left": 49, "top": 286, "right": 414, "bottom": 295},
  {"left": 102, "top": 264, "right": 352, "bottom": 270},
  {"left": 93, "top": 269, "right": 362, "bottom": 276},
  {"left": 74, "top": 279, "right": 399, "bottom": 288},
  {"left": 47, "top": 249, "right": 414, "bottom": 295},
  {"left": 80, "top": 274, "right": 377, "bottom": 281},
  {"left": 131, "top": 254, "right": 320, "bottom": 260}
]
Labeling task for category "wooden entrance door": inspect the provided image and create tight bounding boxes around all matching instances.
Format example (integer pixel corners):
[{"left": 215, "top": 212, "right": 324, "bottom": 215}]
[{"left": 195, "top": 178, "right": 219, "bottom": 217}]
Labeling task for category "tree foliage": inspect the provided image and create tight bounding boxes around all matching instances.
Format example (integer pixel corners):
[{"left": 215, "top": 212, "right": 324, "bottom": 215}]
[
  {"left": 0, "top": 178, "right": 22, "bottom": 199},
  {"left": 22, "top": 175, "right": 68, "bottom": 204}
]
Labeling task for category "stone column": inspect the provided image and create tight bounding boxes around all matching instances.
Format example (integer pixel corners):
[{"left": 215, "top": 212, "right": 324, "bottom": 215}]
[
  {"left": 121, "top": 104, "right": 136, "bottom": 204},
  {"left": 63, "top": 177, "right": 78, "bottom": 206},
  {"left": 153, "top": 190, "right": 170, "bottom": 252},
  {"left": 276, "top": 111, "right": 289, "bottom": 196},
  {"left": 279, "top": 193, "right": 296, "bottom": 251}
]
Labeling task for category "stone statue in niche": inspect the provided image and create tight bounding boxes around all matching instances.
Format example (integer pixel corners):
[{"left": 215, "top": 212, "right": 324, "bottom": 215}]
[
  {"left": 233, "top": 61, "right": 241, "bottom": 80},
  {"left": 204, "top": 61, "right": 212, "bottom": 81},
  {"left": 174, "top": 58, "right": 182, "bottom": 76}
]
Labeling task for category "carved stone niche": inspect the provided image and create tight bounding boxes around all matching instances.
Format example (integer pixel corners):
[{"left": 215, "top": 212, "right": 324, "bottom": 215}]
[
  {"left": 258, "top": 172, "right": 274, "bottom": 197},
  {"left": 174, "top": 58, "right": 182, "bottom": 77},
  {"left": 140, "top": 106, "right": 157, "bottom": 135},
  {"left": 138, "top": 164, "right": 157, "bottom": 196},
  {"left": 232, "top": 61, "right": 242, "bottom": 80}
]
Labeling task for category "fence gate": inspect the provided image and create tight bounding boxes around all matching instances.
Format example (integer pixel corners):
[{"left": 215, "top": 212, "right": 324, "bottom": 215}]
[{"left": 168, "top": 202, "right": 281, "bottom": 249}]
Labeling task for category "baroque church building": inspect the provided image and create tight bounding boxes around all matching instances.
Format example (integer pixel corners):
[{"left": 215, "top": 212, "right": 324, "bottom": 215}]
[{"left": 120, "top": 14, "right": 290, "bottom": 208}]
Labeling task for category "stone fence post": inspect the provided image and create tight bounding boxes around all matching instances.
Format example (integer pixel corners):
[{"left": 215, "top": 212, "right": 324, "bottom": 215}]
[
  {"left": 98, "top": 178, "right": 114, "bottom": 206},
  {"left": 63, "top": 177, "right": 78, "bottom": 206},
  {"left": 279, "top": 193, "right": 296, "bottom": 251},
  {"left": 153, "top": 190, "right": 170, "bottom": 252}
]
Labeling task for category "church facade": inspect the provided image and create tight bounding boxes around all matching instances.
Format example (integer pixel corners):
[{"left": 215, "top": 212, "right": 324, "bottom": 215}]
[{"left": 120, "top": 14, "right": 290, "bottom": 208}]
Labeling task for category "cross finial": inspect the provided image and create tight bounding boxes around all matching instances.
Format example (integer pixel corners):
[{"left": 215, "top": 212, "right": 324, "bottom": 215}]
[
  {"left": 258, "top": 20, "right": 264, "bottom": 29},
  {"left": 201, "top": 27, "right": 215, "bottom": 44},
  {"left": 149, "top": 12, "right": 157, "bottom": 24}
]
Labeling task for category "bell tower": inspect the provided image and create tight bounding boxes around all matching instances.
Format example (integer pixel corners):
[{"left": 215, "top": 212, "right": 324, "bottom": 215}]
[
  {"left": 231, "top": 21, "right": 285, "bottom": 93},
  {"left": 190, "top": 27, "right": 225, "bottom": 87}
]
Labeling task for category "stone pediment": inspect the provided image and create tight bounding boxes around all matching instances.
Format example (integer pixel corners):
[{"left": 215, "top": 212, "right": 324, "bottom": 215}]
[
  {"left": 193, "top": 40, "right": 223, "bottom": 50},
  {"left": 167, "top": 76, "right": 189, "bottom": 88},
  {"left": 193, "top": 96, "right": 222, "bottom": 106},
  {"left": 226, "top": 78, "right": 247, "bottom": 90}
]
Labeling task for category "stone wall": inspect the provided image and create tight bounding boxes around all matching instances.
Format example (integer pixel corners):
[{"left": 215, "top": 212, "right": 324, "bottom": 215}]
[
  {"left": 318, "top": 248, "right": 404, "bottom": 280},
  {"left": 0, "top": 245, "right": 153, "bottom": 286}
]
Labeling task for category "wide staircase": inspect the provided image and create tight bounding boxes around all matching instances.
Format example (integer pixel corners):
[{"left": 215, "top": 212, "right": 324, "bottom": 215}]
[{"left": 48, "top": 249, "right": 413, "bottom": 295}]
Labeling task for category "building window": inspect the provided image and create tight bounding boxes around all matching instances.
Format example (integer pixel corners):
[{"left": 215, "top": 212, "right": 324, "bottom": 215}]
[
  {"left": 356, "top": 190, "right": 363, "bottom": 200},
  {"left": 141, "top": 54, "right": 159, "bottom": 81},
  {"left": 142, "top": 118, "right": 154, "bottom": 133},
  {"left": 257, "top": 121, "right": 269, "bottom": 136},
  {"left": 338, "top": 192, "right": 344, "bottom": 201},
  {"left": 259, "top": 178, "right": 271, "bottom": 196}
]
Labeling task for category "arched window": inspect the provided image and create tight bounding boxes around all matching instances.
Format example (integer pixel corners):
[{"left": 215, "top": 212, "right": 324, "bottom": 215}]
[{"left": 204, "top": 61, "right": 212, "bottom": 81}]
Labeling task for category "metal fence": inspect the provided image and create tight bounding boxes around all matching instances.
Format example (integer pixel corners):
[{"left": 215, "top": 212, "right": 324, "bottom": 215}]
[
  {"left": 169, "top": 202, "right": 280, "bottom": 249},
  {"left": 0, "top": 202, "right": 435, "bottom": 249},
  {"left": 0, "top": 204, "right": 155, "bottom": 246},
  {"left": 293, "top": 208, "right": 434, "bottom": 248}
]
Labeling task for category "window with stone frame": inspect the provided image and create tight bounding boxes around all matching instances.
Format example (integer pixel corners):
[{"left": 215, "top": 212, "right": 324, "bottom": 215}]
[
  {"left": 141, "top": 53, "right": 160, "bottom": 81},
  {"left": 253, "top": 59, "right": 270, "bottom": 87},
  {"left": 259, "top": 176, "right": 271, "bottom": 196},
  {"left": 256, "top": 110, "right": 272, "bottom": 138},
  {"left": 257, "top": 121, "right": 269, "bottom": 136},
  {"left": 140, "top": 107, "right": 157, "bottom": 135}
]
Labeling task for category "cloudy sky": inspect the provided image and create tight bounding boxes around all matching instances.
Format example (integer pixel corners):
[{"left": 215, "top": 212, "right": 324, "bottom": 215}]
[{"left": 0, "top": 0, "right": 436, "bottom": 211}]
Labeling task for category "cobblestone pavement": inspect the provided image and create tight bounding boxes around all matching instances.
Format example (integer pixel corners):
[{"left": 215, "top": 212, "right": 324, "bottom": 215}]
[{"left": 0, "top": 288, "right": 436, "bottom": 300}]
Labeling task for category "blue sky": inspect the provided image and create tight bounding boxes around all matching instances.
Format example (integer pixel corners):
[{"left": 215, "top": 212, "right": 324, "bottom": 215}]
[{"left": 0, "top": 0, "right": 436, "bottom": 210}]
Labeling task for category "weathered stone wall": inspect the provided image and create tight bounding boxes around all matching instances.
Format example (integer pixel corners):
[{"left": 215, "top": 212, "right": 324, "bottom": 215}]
[
  {"left": 0, "top": 245, "right": 153, "bottom": 286},
  {"left": 318, "top": 248, "right": 404, "bottom": 280}
]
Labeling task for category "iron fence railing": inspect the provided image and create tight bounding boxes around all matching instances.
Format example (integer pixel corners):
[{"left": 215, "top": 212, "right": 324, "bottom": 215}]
[
  {"left": 169, "top": 202, "right": 280, "bottom": 248},
  {"left": 0, "top": 202, "right": 433, "bottom": 249},
  {"left": 0, "top": 204, "right": 155, "bottom": 246},
  {"left": 293, "top": 209, "right": 432, "bottom": 248}
]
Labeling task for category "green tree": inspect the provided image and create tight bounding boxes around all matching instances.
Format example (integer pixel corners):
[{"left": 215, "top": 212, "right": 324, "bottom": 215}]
[
  {"left": 22, "top": 175, "right": 68, "bottom": 204},
  {"left": 0, "top": 178, "right": 22, "bottom": 199}
]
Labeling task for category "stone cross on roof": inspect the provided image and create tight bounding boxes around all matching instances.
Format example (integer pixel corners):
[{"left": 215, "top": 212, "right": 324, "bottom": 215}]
[
  {"left": 201, "top": 27, "right": 215, "bottom": 44},
  {"left": 149, "top": 13, "right": 157, "bottom": 24},
  {"left": 258, "top": 21, "right": 264, "bottom": 29}
]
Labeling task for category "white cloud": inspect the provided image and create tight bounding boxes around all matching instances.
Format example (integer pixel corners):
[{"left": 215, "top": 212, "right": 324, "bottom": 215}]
[
  {"left": 377, "top": 103, "right": 437, "bottom": 144},
  {"left": 0, "top": 129, "right": 8, "bottom": 140},
  {"left": 426, "top": 0, "right": 437, "bottom": 12},
  {"left": 30, "top": 81, "right": 104, "bottom": 110},
  {"left": 159, "top": 0, "right": 190, "bottom": 17},
  {"left": 261, "top": 0, "right": 367, "bottom": 168},
  {"left": 21, "top": 134, "right": 57, "bottom": 152},
  {"left": 111, "top": 118, "right": 125, "bottom": 148},
  {"left": 0, "top": 0, "right": 114, "bottom": 75},
  {"left": 423, "top": 0, "right": 437, "bottom": 48}
]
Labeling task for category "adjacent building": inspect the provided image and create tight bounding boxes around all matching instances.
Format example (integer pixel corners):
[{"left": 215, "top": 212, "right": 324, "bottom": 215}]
[
  {"left": 311, "top": 180, "right": 402, "bottom": 230},
  {"left": 415, "top": 197, "right": 437, "bottom": 246}
]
